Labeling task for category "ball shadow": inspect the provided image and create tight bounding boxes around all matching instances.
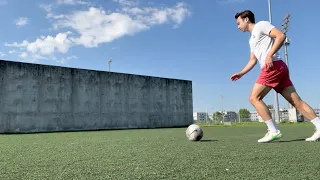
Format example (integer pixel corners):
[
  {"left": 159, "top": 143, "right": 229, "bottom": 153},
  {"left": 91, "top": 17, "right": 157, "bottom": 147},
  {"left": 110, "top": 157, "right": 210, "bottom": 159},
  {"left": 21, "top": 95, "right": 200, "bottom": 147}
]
[{"left": 199, "top": 139, "right": 218, "bottom": 142}]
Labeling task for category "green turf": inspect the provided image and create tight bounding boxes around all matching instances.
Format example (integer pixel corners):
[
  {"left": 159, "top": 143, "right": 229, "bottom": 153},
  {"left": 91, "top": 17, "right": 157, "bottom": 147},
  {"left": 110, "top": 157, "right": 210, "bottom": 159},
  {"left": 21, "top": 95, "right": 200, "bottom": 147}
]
[{"left": 1, "top": 124, "right": 320, "bottom": 180}]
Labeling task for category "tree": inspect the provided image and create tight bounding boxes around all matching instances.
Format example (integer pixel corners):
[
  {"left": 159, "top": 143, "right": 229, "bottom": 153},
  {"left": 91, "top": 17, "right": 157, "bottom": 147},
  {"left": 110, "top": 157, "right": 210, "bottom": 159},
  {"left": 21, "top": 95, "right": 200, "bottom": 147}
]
[
  {"left": 213, "top": 111, "right": 223, "bottom": 121},
  {"left": 267, "top": 105, "right": 273, "bottom": 109},
  {"left": 239, "top": 108, "right": 250, "bottom": 121}
]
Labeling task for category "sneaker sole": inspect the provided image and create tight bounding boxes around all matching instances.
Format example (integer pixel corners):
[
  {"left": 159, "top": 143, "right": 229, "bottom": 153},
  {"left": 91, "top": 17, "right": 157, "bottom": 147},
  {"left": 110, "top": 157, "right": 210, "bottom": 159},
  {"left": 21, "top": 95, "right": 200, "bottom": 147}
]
[
  {"left": 258, "top": 134, "right": 282, "bottom": 143},
  {"left": 305, "top": 139, "right": 319, "bottom": 142}
]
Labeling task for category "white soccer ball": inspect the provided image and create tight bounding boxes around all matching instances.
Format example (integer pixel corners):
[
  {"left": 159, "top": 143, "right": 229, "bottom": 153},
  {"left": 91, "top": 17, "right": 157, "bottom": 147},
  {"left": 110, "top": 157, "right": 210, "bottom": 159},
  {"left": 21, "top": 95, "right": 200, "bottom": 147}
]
[{"left": 186, "top": 124, "right": 203, "bottom": 141}]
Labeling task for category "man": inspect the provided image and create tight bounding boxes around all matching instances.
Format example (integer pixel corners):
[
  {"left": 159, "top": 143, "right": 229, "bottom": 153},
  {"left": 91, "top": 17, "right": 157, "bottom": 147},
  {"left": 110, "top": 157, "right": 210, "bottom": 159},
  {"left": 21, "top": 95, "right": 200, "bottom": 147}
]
[{"left": 230, "top": 10, "right": 320, "bottom": 143}]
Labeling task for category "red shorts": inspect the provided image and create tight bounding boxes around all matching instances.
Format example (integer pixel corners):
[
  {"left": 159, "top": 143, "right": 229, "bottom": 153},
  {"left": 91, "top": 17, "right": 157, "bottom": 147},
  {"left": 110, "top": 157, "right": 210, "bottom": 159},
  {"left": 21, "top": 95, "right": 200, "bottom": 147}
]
[{"left": 256, "top": 60, "right": 293, "bottom": 93}]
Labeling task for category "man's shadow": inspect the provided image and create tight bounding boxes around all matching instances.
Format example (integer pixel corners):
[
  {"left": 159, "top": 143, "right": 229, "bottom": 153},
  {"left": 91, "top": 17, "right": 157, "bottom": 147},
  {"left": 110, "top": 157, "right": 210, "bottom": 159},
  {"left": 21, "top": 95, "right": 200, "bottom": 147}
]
[{"left": 276, "top": 138, "right": 306, "bottom": 143}]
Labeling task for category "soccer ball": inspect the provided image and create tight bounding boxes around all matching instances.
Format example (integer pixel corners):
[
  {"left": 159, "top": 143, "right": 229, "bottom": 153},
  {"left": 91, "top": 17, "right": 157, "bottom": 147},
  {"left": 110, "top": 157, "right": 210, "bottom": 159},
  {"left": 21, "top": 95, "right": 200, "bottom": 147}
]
[{"left": 186, "top": 124, "right": 203, "bottom": 141}]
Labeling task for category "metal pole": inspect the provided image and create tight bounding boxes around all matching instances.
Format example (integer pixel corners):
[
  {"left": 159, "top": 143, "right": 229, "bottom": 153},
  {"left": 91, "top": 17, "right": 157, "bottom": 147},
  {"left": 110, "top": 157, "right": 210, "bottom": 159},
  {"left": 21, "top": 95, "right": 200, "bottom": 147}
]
[
  {"left": 281, "top": 14, "right": 292, "bottom": 109},
  {"left": 268, "top": 0, "right": 272, "bottom": 24},
  {"left": 238, "top": 104, "right": 240, "bottom": 123},
  {"left": 206, "top": 108, "right": 208, "bottom": 122},
  {"left": 284, "top": 41, "right": 291, "bottom": 109},
  {"left": 108, "top": 58, "right": 112, "bottom": 72},
  {"left": 268, "top": 0, "right": 281, "bottom": 123},
  {"left": 220, "top": 94, "right": 224, "bottom": 123},
  {"left": 284, "top": 44, "right": 288, "bottom": 67},
  {"left": 281, "top": 14, "right": 290, "bottom": 71}
]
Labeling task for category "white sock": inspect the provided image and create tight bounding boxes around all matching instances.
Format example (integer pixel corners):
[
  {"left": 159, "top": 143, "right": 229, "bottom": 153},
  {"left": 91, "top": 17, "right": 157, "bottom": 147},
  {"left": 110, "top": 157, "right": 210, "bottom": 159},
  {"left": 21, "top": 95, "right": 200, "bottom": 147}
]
[
  {"left": 311, "top": 117, "right": 320, "bottom": 130},
  {"left": 265, "top": 119, "right": 278, "bottom": 133}
]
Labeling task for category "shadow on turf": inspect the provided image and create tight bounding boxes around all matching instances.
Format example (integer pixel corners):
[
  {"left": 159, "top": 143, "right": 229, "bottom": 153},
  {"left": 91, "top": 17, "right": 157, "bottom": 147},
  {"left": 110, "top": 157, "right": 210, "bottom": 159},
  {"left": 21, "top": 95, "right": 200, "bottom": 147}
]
[
  {"left": 275, "top": 138, "right": 306, "bottom": 143},
  {"left": 199, "top": 139, "right": 218, "bottom": 142}
]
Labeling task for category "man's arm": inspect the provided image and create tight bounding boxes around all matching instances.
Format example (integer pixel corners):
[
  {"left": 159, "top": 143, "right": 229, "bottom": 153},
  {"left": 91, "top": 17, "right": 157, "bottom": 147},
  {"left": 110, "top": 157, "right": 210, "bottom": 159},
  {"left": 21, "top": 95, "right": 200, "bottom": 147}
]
[
  {"left": 267, "top": 27, "right": 286, "bottom": 57},
  {"left": 239, "top": 52, "right": 257, "bottom": 76}
]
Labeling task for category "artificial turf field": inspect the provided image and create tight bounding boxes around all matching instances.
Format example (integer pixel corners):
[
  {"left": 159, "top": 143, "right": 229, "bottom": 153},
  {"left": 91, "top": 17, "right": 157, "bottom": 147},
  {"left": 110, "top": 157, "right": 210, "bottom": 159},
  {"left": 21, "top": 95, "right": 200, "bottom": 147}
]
[{"left": 0, "top": 123, "right": 320, "bottom": 180}]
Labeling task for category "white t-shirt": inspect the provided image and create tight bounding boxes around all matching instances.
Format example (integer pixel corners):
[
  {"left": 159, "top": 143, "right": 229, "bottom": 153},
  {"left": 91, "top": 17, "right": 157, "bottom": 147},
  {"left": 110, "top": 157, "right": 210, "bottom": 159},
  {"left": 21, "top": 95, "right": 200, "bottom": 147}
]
[{"left": 249, "top": 21, "right": 282, "bottom": 68}]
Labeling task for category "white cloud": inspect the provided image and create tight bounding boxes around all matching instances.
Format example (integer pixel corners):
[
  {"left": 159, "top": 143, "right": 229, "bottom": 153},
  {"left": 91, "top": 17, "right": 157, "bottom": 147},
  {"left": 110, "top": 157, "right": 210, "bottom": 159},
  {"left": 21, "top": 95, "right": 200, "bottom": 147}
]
[
  {"left": 113, "top": 0, "right": 138, "bottom": 7},
  {"left": 57, "top": 0, "right": 90, "bottom": 5},
  {"left": 19, "top": 52, "right": 28, "bottom": 58},
  {"left": 0, "top": 52, "right": 6, "bottom": 57},
  {"left": 6, "top": 2, "right": 191, "bottom": 63},
  {"left": 40, "top": 4, "right": 53, "bottom": 18},
  {"left": 6, "top": 32, "right": 73, "bottom": 55},
  {"left": 52, "top": 55, "right": 78, "bottom": 64},
  {"left": 18, "top": 51, "right": 49, "bottom": 63},
  {"left": 15, "top": 17, "right": 29, "bottom": 27},
  {"left": 18, "top": 51, "right": 77, "bottom": 64},
  {"left": 52, "top": 3, "right": 191, "bottom": 47},
  {"left": 5, "top": 40, "right": 29, "bottom": 48},
  {"left": 121, "top": 2, "right": 191, "bottom": 27},
  {"left": 53, "top": 7, "right": 150, "bottom": 47},
  {"left": 8, "top": 50, "right": 16, "bottom": 54}
]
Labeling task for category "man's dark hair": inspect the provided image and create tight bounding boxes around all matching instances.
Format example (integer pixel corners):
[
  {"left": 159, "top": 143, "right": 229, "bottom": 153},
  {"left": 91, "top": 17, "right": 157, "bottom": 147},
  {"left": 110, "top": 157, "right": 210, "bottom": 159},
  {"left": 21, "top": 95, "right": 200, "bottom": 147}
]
[{"left": 235, "top": 10, "right": 255, "bottom": 23}]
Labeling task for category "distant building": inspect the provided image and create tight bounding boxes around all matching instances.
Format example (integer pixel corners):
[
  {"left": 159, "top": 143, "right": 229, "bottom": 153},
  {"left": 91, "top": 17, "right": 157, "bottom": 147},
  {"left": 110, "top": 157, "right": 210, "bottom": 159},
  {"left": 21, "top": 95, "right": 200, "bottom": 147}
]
[
  {"left": 223, "top": 111, "right": 238, "bottom": 122},
  {"left": 315, "top": 108, "right": 320, "bottom": 117},
  {"left": 250, "top": 107, "right": 320, "bottom": 122},
  {"left": 250, "top": 111, "right": 260, "bottom": 122},
  {"left": 280, "top": 109, "right": 289, "bottom": 120},
  {"left": 299, "top": 108, "right": 320, "bottom": 121},
  {"left": 197, "top": 107, "right": 320, "bottom": 123},
  {"left": 193, "top": 112, "right": 208, "bottom": 121}
]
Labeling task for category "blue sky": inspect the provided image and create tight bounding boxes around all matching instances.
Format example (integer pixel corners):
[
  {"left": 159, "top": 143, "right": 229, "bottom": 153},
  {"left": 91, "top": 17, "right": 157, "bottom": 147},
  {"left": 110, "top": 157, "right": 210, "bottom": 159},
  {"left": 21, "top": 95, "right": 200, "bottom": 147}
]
[{"left": 0, "top": 0, "right": 319, "bottom": 114}]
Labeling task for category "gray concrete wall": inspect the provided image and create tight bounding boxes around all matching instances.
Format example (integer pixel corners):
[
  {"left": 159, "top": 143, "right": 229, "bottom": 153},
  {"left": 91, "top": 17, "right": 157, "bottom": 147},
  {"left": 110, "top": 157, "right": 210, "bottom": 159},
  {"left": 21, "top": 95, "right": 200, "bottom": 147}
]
[{"left": 0, "top": 60, "right": 193, "bottom": 133}]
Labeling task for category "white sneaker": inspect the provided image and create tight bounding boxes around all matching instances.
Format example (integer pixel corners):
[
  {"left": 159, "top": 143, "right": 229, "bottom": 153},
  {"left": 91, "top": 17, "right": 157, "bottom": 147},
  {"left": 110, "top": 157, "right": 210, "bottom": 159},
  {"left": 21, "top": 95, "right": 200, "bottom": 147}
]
[
  {"left": 258, "top": 130, "right": 282, "bottom": 143},
  {"left": 305, "top": 129, "right": 320, "bottom": 142}
]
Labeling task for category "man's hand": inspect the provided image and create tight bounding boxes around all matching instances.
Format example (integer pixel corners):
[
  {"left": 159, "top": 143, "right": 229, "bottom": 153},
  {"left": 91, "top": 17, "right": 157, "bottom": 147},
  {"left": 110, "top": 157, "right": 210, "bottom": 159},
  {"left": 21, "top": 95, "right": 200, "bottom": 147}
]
[
  {"left": 230, "top": 72, "right": 243, "bottom": 81},
  {"left": 264, "top": 55, "right": 273, "bottom": 70},
  {"left": 231, "top": 52, "right": 257, "bottom": 82},
  {"left": 264, "top": 26, "right": 285, "bottom": 71},
  {"left": 267, "top": 27, "right": 286, "bottom": 57}
]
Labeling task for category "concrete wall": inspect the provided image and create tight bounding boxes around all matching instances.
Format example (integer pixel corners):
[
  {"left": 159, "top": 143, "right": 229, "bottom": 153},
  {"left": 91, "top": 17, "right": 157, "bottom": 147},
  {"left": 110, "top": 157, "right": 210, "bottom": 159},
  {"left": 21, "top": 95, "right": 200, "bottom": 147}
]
[{"left": 0, "top": 60, "right": 193, "bottom": 133}]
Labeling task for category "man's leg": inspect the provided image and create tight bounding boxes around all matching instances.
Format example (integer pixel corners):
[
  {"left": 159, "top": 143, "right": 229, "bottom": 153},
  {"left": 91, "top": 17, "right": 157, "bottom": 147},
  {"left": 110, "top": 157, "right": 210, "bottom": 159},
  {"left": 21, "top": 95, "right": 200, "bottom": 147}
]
[
  {"left": 249, "top": 83, "right": 273, "bottom": 120},
  {"left": 279, "top": 86, "right": 320, "bottom": 141},
  {"left": 249, "top": 83, "right": 282, "bottom": 142}
]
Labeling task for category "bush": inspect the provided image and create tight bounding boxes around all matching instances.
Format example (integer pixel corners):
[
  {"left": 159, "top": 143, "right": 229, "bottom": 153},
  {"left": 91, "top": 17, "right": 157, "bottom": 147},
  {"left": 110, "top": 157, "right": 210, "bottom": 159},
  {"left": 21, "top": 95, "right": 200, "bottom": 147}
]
[{"left": 280, "top": 121, "right": 296, "bottom": 124}]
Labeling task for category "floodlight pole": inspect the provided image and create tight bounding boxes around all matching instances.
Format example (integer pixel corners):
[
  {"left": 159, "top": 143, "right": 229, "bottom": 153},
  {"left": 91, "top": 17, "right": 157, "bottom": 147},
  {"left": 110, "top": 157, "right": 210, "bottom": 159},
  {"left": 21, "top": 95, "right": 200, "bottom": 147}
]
[
  {"left": 108, "top": 58, "right": 112, "bottom": 72},
  {"left": 220, "top": 93, "right": 224, "bottom": 123},
  {"left": 281, "top": 14, "right": 292, "bottom": 109}
]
